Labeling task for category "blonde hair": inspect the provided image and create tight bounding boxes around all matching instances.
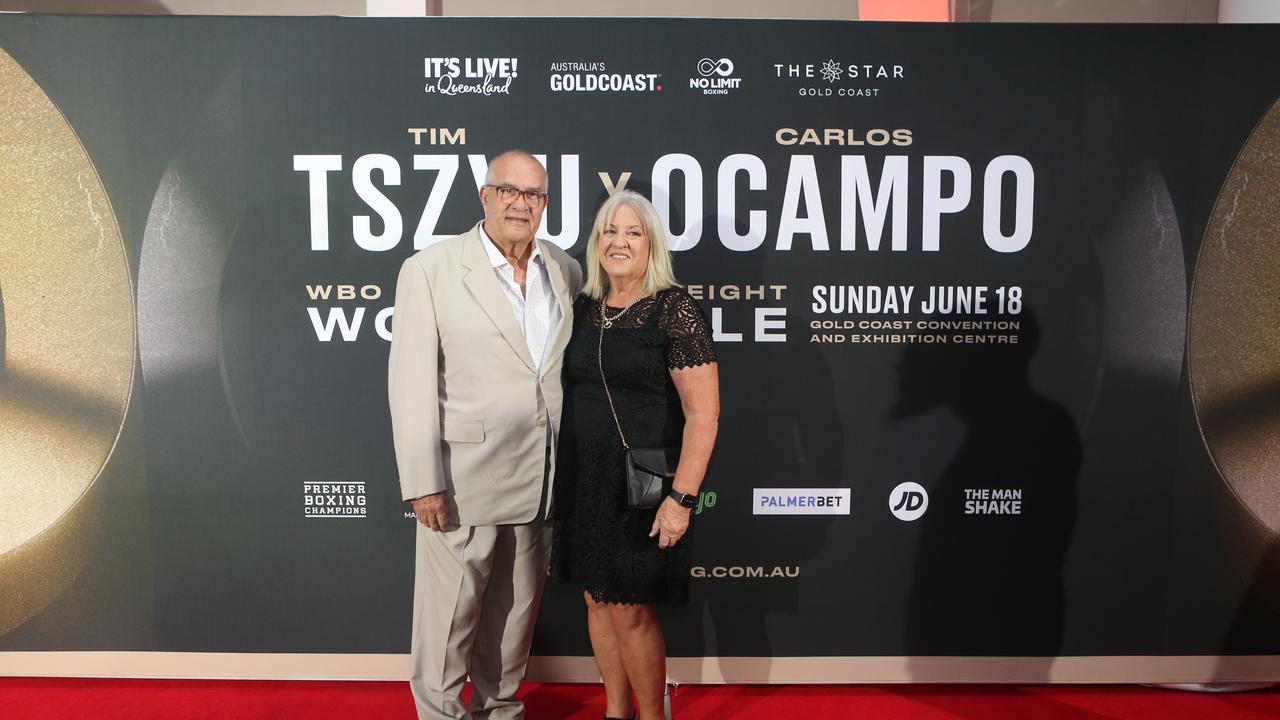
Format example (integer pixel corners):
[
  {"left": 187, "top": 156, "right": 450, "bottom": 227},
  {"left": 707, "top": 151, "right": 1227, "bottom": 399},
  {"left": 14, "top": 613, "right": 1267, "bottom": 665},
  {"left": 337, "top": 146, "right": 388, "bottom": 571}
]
[{"left": 583, "top": 190, "right": 681, "bottom": 300}]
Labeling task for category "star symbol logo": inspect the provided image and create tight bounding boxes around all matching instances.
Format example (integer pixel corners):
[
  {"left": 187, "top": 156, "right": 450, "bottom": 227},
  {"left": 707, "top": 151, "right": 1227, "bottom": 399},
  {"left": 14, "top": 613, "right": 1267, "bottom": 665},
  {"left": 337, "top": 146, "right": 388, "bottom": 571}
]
[{"left": 820, "top": 59, "right": 842, "bottom": 83}]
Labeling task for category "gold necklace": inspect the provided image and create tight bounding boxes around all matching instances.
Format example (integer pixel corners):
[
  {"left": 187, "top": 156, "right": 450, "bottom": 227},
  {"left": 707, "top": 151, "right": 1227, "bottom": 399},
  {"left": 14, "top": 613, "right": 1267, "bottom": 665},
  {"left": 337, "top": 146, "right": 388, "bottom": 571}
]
[{"left": 600, "top": 293, "right": 647, "bottom": 328}]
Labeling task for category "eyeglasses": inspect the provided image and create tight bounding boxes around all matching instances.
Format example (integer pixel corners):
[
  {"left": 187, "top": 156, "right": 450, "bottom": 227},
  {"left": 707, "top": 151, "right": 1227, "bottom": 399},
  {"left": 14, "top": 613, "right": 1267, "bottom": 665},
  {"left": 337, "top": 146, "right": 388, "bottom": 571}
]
[{"left": 484, "top": 184, "right": 549, "bottom": 208}]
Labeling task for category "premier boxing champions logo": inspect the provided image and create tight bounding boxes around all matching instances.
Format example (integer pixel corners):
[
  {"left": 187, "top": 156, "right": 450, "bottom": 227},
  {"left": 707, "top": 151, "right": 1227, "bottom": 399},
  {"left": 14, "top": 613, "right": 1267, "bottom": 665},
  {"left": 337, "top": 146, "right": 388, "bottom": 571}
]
[
  {"left": 689, "top": 57, "right": 741, "bottom": 95},
  {"left": 304, "top": 481, "right": 368, "bottom": 518}
]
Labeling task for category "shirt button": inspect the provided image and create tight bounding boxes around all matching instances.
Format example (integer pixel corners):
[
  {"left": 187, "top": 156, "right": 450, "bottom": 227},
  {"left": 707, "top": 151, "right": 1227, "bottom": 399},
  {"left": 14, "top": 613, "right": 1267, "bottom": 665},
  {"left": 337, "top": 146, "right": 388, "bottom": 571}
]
[{"left": 537, "top": 418, "right": 547, "bottom": 428}]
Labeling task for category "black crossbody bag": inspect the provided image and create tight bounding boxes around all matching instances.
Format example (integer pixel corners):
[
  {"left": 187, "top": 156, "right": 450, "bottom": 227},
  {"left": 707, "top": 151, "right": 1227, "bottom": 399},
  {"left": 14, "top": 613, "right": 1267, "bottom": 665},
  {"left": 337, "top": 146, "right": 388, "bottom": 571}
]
[{"left": 596, "top": 303, "right": 681, "bottom": 509}]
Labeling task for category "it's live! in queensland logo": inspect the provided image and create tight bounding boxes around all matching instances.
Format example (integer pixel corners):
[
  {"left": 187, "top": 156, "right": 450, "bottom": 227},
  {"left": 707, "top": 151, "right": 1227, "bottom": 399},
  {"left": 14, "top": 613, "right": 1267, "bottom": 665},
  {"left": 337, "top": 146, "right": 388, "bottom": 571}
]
[{"left": 424, "top": 57, "right": 518, "bottom": 96}]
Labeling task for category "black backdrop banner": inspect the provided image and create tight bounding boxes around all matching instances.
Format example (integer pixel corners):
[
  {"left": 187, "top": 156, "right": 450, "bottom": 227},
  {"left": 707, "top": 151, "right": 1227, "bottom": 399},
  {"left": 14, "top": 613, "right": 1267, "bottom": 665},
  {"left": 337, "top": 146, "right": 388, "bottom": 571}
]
[{"left": 2, "top": 14, "right": 1280, "bottom": 682}]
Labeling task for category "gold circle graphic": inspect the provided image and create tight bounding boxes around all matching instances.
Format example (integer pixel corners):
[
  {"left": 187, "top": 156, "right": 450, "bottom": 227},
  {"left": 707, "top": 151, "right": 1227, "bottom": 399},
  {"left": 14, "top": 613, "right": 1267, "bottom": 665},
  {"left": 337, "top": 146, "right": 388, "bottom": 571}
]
[
  {"left": 1188, "top": 98, "right": 1280, "bottom": 536},
  {"left": 0, "top": 49, "right": 135, "bottom": 635}
]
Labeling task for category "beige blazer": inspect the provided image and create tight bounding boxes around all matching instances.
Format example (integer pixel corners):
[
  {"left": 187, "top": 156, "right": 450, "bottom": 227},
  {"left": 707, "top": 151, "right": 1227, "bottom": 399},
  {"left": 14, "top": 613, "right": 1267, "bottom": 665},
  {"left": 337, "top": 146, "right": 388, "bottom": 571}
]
[{"left": 388, "top": 224, "right": 583, "bottom": 526}]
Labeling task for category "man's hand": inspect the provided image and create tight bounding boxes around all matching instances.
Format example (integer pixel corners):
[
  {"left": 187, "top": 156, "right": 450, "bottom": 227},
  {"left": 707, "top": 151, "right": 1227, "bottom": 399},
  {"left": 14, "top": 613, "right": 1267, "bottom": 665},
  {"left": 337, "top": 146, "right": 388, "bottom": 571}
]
[{"left": 411, "top": 492, "right": 449, "bottom": 531}]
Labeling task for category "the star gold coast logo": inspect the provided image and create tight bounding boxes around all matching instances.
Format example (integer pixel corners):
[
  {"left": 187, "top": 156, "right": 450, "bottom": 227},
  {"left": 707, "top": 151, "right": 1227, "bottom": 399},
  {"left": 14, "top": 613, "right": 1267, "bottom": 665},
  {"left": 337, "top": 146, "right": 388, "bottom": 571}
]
[
  {"left": 774, "top": 59, "right": 905, "bottom": 98},
  {"left": 819, "top": 59, "right": 843, "bottom": 82}
]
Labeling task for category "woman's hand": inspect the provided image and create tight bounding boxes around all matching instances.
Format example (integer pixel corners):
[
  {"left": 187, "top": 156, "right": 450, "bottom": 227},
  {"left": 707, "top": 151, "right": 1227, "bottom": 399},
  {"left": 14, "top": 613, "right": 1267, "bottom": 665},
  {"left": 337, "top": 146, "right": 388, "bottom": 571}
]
[{"left": 650, "top": 496, "right": 692, "bottom": 549}]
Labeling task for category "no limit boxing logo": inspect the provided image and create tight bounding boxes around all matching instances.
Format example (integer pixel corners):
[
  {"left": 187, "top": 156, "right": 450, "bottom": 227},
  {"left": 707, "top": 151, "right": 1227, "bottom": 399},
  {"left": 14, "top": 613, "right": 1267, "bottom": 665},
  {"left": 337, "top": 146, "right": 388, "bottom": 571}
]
[
  {"left": 699, "top": 57, "right": 734, "bottom": 77},
  {"left": 689, "top": 57, "right": 741, "bottom": 95},
  {"left": 889, "top": 482, "right": 928, "bottom": 521}
]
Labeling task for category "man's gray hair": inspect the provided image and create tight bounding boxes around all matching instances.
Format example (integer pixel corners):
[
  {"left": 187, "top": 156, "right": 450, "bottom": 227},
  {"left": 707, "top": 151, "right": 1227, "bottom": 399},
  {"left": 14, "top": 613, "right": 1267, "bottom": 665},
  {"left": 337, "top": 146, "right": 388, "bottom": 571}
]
[{"left": 484, "top": 149, "right": 545, "bottom": 189}]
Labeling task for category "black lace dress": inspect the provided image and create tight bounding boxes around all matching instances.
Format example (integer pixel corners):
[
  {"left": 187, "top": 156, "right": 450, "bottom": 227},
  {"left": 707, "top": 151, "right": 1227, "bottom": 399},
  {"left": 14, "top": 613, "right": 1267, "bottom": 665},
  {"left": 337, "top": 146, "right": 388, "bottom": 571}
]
[{"left": 551, "top": 288, "right": 717, "bottom": 605}]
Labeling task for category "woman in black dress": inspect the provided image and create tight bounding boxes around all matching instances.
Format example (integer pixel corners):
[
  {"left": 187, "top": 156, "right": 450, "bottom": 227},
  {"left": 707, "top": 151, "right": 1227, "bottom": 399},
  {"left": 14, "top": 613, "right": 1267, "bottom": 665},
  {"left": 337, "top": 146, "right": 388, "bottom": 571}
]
[{"left": 553, "top": 190, "right": 719, "bottom": 720}]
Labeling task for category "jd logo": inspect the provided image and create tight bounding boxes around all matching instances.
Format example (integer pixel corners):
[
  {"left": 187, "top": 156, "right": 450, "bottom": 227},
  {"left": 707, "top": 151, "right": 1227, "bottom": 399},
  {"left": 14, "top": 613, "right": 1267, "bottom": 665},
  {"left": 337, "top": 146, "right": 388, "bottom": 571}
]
[{"left": 889, "top": 482, "right": 928, "bottom": 521}]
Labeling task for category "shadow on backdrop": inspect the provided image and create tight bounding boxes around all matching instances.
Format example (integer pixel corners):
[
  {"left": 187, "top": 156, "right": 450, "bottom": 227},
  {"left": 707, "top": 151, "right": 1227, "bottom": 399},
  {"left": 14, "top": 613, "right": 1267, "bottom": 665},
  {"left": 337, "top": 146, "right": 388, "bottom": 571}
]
[
  {"left": 661, "top": 204, "right": 844, "bottom": 681},
  {"left": 900, "top": 310, "right": 1080, "bottom": 680}
]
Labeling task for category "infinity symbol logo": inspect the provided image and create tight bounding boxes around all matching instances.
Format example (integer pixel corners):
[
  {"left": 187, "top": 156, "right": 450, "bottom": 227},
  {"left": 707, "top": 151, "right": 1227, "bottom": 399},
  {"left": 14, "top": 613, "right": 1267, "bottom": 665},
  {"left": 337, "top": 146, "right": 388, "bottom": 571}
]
[{"left": 697, "top": 57, "right": 734, "bottom": 77}]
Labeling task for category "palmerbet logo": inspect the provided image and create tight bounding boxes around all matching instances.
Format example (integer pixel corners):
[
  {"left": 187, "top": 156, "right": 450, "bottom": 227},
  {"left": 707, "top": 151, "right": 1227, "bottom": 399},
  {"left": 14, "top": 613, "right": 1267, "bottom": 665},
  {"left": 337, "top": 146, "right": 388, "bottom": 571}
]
[
  {"left": 753, "top": 488, "right": 850, "bottom": 515},
  {"left": 689, "top": 57, "right": 741, "bottom": 95},
  {"left": 889, "top": 482, "right": 928, "bottom": 521}
]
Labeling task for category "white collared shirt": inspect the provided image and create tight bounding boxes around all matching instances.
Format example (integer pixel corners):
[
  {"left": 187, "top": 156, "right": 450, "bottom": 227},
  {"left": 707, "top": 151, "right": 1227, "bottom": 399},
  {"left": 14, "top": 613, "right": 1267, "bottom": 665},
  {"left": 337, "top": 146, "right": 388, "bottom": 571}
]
[{"left": 478, "top": 224, "right": 561, "bottom": 375}]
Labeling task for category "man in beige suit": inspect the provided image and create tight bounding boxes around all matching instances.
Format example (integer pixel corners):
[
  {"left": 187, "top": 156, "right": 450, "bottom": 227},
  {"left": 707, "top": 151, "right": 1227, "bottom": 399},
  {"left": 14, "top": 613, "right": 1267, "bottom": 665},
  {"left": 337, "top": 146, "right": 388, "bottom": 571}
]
[{"left": 388, "top": 150, "right": 582, "bottom": 720}]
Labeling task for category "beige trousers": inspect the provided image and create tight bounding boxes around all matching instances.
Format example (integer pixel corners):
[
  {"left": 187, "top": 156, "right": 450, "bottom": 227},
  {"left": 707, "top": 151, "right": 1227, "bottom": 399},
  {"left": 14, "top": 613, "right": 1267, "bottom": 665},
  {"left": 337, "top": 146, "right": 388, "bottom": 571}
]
[{"left": 409, "top": 514, "right": 552, "bottom": 720}]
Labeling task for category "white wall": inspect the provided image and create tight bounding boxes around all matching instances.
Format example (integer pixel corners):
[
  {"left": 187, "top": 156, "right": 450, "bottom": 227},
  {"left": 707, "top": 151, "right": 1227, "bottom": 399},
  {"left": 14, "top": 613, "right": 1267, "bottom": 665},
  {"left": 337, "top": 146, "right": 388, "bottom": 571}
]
[
  {"left": 439, "top": 0, "right": 857, "bottom": 19},
  {"left": 1218, "top": 0, "right": 1280, "bottom": 22},
  {"left": 973, "top": 0, "right": 1218, "bottom": 22}
]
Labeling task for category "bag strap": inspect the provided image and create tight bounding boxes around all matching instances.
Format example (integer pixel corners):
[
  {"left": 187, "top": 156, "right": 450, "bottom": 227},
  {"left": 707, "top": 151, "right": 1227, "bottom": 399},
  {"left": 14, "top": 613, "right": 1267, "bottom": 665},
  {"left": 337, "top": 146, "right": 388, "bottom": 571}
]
[{"left": 597, "top": 305, "right": 631, "bottom": 451}]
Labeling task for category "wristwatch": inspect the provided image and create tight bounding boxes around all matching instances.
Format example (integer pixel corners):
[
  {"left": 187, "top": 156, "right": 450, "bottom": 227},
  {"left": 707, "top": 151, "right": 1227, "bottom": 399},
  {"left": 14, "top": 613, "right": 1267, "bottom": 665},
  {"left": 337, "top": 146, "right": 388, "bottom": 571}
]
[{"left": 669, "top": 489, "right": 698, "bottom": 509}]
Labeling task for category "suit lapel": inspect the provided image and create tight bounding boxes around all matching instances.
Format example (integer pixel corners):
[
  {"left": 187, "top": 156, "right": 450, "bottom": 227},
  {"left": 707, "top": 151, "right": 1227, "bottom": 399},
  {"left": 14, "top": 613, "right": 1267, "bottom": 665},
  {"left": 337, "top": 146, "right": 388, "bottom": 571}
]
[
  {"left": 460, "top": 226, "right": 538, "bottom": 373},
  {"left": 543, "top": 246, "right": 575, "bottom": 373}
]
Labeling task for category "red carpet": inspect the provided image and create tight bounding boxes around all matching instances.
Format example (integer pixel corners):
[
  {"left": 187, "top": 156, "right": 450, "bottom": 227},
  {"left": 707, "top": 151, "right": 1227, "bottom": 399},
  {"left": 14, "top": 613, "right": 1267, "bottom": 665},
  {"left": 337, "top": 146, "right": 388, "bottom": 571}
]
[{"left": 4, "top": 678, "right": 1280, "bottom": 719}]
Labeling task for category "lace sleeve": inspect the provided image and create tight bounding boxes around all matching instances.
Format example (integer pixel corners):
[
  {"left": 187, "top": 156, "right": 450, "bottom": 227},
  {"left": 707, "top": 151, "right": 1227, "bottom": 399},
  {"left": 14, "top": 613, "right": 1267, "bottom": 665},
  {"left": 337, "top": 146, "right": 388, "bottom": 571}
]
[{"left": 659, "top": 289, "right": 717, "bottom": 370}]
